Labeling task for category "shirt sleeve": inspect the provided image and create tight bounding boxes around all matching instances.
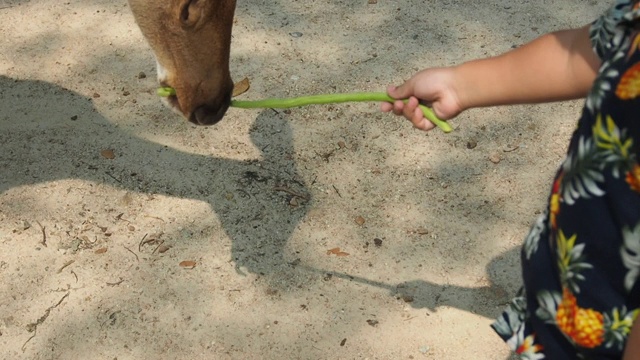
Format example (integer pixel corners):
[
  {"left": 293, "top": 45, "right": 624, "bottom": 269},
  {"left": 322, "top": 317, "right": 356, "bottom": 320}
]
[{"left": 589, "top": 0, "right": 636, "bottom": 59}]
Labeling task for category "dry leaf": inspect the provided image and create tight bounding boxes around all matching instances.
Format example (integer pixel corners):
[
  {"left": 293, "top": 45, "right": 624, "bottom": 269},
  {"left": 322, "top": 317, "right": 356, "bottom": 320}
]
[
  {"left": 100, "top": 149, "right": 115, "bottom": 159},
  {"left": 355, "top": 216, "right": 366, "bottom": 226},
  {"left": 232, "top": 77, "right": 250, "bottom": 97},
  {"left": 157, "top": 244, "right": 171, "bottom": 253},
  {"left": 94, "top": 247, "right": 107, "bottom": 254},
  {"left": 326, "top": 247, "right": 341, "bottom": 255},
  {"left": 179, "top": 260, "right": 196, "bottom": 269},
  {"left": 336, "top": 251, "right": 350, "bottom": 257}
]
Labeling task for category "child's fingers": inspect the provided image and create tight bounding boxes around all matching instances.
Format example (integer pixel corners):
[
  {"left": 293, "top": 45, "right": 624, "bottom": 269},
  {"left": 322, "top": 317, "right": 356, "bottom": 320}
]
[
  {"left": 402, "top": 97, "right": 420, "bottom": 119},
  {"left": 380, "top": 101, "right": 393, "bottom": 113},
  {"left": 391, "top": 99, "right": 405, "bottom": 116},
  {"left": 411, "top": 108, "right": 436, "bottom": 131}
]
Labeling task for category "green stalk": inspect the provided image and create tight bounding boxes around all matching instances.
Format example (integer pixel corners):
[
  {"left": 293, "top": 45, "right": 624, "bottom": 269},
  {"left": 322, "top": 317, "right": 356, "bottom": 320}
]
[{"left": 156, "top": 87, "right": 451, "bottom": 133}]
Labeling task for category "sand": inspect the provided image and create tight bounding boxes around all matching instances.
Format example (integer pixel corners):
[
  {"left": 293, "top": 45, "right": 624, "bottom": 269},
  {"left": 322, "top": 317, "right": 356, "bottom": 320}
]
[{"left": 0, "top": 0, "right": 607, "bottom": 359}]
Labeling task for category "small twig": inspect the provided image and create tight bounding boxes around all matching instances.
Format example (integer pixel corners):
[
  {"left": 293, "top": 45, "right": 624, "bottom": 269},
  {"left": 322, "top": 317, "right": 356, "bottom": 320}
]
[
  {"left": 138, "top": 233, "right": 148, "bottom": 252},
  {"left": 57, "top": 260, "right": 75, "bottom": 274},
  {"left": 21, "top": 331, "right": 36, "bottom": 352},
  {"left": 143, "top": 215, "right": 165, "bottom": 222},
  {"left": 123, "top": 245, "right": 139, "bottom": 261},
  {"left": 105, "top": 172, "right": 122, "bottom": 183},
  {"left": 22, "top": 292, "right": 70, "bottom": 351},
  {"left": 115, "top": 213, "right": 130, "bottom": 223},
  {"left": 151, "top": 240, "right": 166, "bottom": 254},
  {"left": 70, "top": 270, "right": 78, "bottom": 283},
  {"left": 273, "top": 186, "right": 309, "bottom": 200},
  {"left": 106, "top": 278, "right": 125, "bottom": 286},
  {"left": 503, "top": 145, "right": 520, "bottom": 152},
  {"left": 332, "top": 185, "right": 342, "bottom": 198},
  {"left": 36, "top": 221, "right": 47, "bottom": 247},
  {"left": 316, "top": 150, "right": 335, "bottom": 162}
]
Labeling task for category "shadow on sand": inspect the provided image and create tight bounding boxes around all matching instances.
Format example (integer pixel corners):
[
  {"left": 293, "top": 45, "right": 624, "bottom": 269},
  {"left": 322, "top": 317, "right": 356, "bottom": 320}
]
[{"left": 1, "top": 76, "right": 521, "bottom": 358}]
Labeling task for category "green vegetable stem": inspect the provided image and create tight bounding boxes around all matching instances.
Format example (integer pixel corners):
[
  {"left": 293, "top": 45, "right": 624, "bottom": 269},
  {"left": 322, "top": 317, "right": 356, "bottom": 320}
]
[
  {"left": 157, "top": 86, "right": 176, "bottom": 97},
  {"left": 156, "top": 87, "right": 451, "bottom": 133}
]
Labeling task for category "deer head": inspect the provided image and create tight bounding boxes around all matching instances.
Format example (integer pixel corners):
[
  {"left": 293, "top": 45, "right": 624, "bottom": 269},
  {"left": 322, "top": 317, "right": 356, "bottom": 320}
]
[{"left": 128, "top": 0, "right": 237, "bottom": 125}]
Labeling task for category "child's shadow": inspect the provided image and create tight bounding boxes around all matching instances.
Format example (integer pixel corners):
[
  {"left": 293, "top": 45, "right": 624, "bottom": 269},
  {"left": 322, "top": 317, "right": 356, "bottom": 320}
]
[
  {"left": 313, "top": 245, "right": 522, "bottom": 320},
  {"left": 0, "top": 75, "right": 308, "bottom": 278}
]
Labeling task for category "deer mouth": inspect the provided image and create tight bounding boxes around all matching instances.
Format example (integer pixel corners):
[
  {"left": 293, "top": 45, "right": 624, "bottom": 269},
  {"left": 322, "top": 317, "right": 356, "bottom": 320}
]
[
  {"left": 158, "top": 82, "right": 184, "bottom": 117},
  {"left": 157, "top": 78, "right": 232, "bottom": 125}
]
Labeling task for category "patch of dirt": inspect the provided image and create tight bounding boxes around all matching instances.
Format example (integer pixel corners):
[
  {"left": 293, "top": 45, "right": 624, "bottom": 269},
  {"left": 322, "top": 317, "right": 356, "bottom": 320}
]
[{"left": 0, "top": 0, "right": 606, "bottom": 359}]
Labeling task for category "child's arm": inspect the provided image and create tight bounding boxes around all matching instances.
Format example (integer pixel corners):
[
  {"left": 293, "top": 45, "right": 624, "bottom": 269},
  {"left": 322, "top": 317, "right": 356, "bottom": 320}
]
[
  {"left": 382, "top": 25, "right": 601, "bottom": 130},
  {"left": 456, "top": 25, "right": 600, "bottom": 108}
]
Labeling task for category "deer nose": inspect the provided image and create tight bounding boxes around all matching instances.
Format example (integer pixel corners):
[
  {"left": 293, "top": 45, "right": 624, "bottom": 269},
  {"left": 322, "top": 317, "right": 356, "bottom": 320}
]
[{"left": 191, "top": 101, "right": 230, "bottom": 125}]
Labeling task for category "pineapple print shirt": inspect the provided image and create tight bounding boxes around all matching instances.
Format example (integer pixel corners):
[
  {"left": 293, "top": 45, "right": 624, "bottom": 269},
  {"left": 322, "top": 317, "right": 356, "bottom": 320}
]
[{"left": 492, "top": 1, "right": 640, "bottom": 359}]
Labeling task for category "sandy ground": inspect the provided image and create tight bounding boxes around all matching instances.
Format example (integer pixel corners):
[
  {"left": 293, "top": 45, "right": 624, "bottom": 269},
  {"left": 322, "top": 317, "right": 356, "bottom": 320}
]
[{"left": 0, "top": 0, "right": 608, "bottom": 359}]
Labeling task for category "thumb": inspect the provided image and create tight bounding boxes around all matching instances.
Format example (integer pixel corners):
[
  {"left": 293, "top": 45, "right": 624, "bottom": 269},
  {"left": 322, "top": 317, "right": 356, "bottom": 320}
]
[{"left": 386, "top": 81, "right": 415, "bottom": 100}]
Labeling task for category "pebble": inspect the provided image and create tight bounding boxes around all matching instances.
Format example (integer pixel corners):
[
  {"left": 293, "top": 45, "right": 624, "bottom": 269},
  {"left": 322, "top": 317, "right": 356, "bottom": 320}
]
[
  {"left": 289, "top": 197, "right": 299, "bottom": 206},
  {"left": 289, "top": 32, "right": 303, "bottom": 38},
  {"left": 100, "top": 149, "right": 115, "bottom": 159},
  {"left": 489, "top": 153, "right": 501, "bottom": 164},
  {"left": 401, "top": 294, "right": 414, "bottom": 303}
]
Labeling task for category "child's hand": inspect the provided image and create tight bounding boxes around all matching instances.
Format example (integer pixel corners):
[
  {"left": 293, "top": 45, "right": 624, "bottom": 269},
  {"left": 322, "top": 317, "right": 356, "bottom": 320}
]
[{"left": 381, "top": 67, "right": 462, "bottom": 131}]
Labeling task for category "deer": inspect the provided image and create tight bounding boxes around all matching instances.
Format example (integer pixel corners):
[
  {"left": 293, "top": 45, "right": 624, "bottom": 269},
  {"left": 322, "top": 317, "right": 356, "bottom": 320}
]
[{"left": 127, "top": 0, "right": 237, "bottom": 126}]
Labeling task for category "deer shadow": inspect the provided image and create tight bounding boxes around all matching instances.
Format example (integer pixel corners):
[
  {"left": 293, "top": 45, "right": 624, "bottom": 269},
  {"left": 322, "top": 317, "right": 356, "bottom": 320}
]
[
  {"left": 1, "top": 75, "right": 523, "bottom": 323},
  {"left": 0, "top": 75, "right": 308, "bottom": 279}
]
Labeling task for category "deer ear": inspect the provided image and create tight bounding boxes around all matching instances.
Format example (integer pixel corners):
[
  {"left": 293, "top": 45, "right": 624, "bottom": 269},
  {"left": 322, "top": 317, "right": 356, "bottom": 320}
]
[{"left": 179, "top": 0, "right": 203, "bottom": 28}]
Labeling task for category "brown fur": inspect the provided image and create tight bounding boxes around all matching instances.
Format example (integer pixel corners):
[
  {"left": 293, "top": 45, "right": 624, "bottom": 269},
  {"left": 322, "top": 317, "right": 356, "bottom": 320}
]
[{"left": 128, "top": 0, "right": 237, "bottom": 124}]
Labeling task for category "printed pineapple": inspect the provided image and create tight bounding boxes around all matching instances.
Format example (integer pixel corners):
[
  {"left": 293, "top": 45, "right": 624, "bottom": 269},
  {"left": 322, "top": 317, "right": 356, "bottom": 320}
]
[
  {"left": 549, "top": 175, "right": 562, "bottom": 230},
  {"left": 626, "top": 163, "right": 640, "bottom": 193},
  {"left": 556, "top": 231, "right": 592, "bottom": 293},
  {"left": 603, "top": 307, "right": 640, "bottom": 350},
  {"left": 550, "top": 230, "right": 639, "bottom": 350},
  {"left": 616, "top": 62, "right": 640, "bottom": 100},
  {"left": 554, "top": 230, "right": 604, "bottom": 347},
  {"left": 556, "top": 287, "right": 604, "bottom": 348}
]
